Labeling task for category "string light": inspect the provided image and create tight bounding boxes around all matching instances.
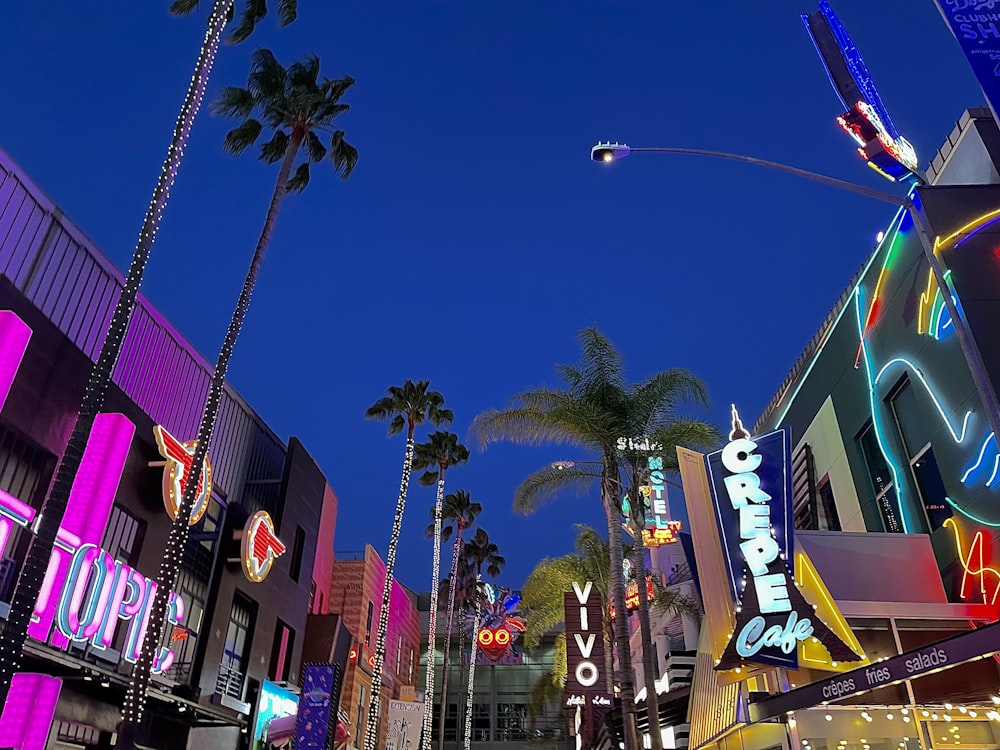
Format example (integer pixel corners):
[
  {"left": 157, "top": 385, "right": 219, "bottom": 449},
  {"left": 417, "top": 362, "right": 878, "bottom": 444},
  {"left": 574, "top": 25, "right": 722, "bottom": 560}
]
[{"left": 421, "top": 475, "right": 446, "bottom": 750}]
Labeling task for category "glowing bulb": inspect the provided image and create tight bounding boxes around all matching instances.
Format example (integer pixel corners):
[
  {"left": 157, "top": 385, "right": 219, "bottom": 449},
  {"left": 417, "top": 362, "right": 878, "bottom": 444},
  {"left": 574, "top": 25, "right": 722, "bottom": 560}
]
[
  {"left": 826, "top": 715, "right": 833, "bottom": 721},
  {"left": 602, "top": 153, "right": 613, "bottom": 163}
]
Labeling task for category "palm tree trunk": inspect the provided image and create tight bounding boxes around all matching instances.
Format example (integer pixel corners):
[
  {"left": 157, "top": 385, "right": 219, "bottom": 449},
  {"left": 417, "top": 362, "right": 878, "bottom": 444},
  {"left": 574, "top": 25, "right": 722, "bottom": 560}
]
[
  {"left": 630, "top": 520, "right": 663, "bottom": 750},
  {"left": 0, "top": 0, "right": 234, "bottom": 710},
  {"left": 603, "top": 460, "right": 640, "bottom": 750},
  {"left": 421, "top": 476, "right": 447, "bottom": 750},
  {"left": 117, "top": 128, "right": 304, "bottom": 746},
  {"left": 462, "top": 578, "right": 482, "bottom": 750},
  {"left": 437, "top": 530, "right": 464, "bottom": 750},
  {"left": 366, "top": 432, "right": 416, "bottom": 750}
]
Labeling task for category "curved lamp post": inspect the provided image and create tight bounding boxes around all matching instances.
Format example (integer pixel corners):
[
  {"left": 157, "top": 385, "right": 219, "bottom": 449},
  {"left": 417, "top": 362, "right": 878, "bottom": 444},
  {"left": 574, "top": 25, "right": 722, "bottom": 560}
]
[{"left": 591, "top": 142, "right": 1000, "bottom": 459}]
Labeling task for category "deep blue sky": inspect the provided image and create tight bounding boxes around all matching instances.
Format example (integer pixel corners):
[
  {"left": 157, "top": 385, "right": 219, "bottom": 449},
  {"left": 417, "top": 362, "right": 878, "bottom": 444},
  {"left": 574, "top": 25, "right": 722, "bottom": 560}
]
[{"left": 0, "top": 1, "right": 984, "bottom": 589}]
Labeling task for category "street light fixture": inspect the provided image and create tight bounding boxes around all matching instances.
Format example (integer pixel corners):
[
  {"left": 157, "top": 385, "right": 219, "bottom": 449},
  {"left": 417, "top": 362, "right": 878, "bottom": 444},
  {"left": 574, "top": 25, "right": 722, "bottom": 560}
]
[{"left": 590, "top": 141, "right": 1000, "bottom": 456}]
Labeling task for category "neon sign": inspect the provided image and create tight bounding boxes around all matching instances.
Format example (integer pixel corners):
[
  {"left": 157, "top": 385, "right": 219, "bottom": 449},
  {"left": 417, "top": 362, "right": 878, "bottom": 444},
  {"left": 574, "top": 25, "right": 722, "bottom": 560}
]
[
  {"left": 153, "top": 424, "right": 213, "bottom": 525},
  {"left": 803, "top": 1, "right": 920, "bottom": 184},
  {"left": 706, "top": 407, "right": 863, "bottom": 671},
  {"left": 944, "top": 518, "right": 1000, "bottom": 608},
  {"left": 641, "top": 521, "right": 682, "bottom": 547},
  {"left": 241, "top": 510, "right": 286, "bottom": 583}
]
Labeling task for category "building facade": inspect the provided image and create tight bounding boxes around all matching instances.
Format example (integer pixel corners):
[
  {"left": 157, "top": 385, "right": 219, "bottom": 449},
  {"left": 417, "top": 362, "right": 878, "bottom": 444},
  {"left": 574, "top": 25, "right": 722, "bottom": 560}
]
[
  {"left": 328, "top": 545, "right": 422, "bottom": 750},
  {"left": 679, "top": 108, "right": 1000, "bottom": 750},
  {"left": 0, "top": 146, "right": 336, "bottom": 749}
]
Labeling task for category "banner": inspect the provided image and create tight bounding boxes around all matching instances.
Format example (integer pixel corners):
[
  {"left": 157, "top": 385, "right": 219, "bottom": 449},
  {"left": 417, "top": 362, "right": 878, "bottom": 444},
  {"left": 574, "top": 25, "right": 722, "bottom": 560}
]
[
  {"left": 385, "top": 699, "right": 423, "bottom": 750},
  {"left": 295, "top": 664, "right": 338, "bottom": 749},
  {"left": 935, "top": 1, "right": 1000, "bottom": 121}
]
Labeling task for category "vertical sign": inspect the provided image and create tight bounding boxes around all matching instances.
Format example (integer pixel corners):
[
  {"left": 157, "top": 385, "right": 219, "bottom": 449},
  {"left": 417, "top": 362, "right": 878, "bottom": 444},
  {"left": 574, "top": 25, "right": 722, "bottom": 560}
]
[
  {"left": 385, "top": 699, "right": 422, "bottom": 750},
  {"left": 935, "top": 2, "right": 1000, "bottom": 124},
  {"left": 295, "top": 664, "right": 338, "bottom": 749},
  {"left": 563, "top": 582, "right": 612, "bottom": 750}
]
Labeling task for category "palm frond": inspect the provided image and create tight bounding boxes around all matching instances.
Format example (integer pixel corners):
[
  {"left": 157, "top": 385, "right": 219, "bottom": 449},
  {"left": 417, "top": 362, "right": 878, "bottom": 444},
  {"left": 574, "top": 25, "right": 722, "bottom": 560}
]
[
  {"left": 288, "top": 55, "right": 321, "bottom": 89},
  {"left": 258, "top": 128, "right": 289, "bottom": 164},
  {"left": 513, "top": 464, "right": 599, "bottom": 516},
  {"left": 648, "top": 420, "right": 722, "bottom": 471},
  {"left": 650, "top": 587, "right": 702, "bottom": 625},
  {"left": 222, "top": 119, "right": 263, "bottom": 155},
  {"left": 304, "top": 130, "right": 327, "bottom": 163},
  {"left": 229, "top": 0, "right": 267, "bottom": 43},
  {"left": 286, "top": 162, "right": 311, "bottom": 193},
  {"left": 247, "top": 48, "right": 286, "bottom": 101},
  {"left": 575, "top": 325, "right": 625, "bottom": 393},
  {"left": 168, "top": 0, "right": 201, "bottom": 16},
  {"left": 329, "top": 130, "right": 358, "bottom": 179},
  {"left": 213, "top": 86, "right": 255, "bottom": 118},
  {"left": 276, "top": 0, "right": 297, "bottom": 25}
]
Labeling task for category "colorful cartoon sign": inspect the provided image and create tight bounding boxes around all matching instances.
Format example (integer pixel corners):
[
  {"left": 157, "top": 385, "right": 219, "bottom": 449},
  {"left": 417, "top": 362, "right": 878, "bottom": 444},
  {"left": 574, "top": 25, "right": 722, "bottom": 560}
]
[
  {"left": 295, "top": 664, "right": 338, "bottom": 749},
  {"left": 241, "top": 510, "right": 286, "bottom": 583},
  {"left": 252, "top": 680, "right": 299, "bottom": 749}
]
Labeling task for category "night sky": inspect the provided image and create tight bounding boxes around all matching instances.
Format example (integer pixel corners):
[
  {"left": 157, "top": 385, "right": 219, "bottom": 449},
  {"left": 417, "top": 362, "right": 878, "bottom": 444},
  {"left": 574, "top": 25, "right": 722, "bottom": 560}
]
[{"left": 0, "top": 1, "right": 985, "bottom": 589}]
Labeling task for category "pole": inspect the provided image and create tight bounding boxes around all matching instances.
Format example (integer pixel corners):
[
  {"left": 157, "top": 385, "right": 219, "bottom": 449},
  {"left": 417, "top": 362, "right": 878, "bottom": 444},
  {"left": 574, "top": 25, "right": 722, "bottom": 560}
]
[
  {"left": 617, "top": 146, "right": 1000, "bottom": 451},
  {"left": 905, "top": 193, "right": 1000, "bottom": 445}
]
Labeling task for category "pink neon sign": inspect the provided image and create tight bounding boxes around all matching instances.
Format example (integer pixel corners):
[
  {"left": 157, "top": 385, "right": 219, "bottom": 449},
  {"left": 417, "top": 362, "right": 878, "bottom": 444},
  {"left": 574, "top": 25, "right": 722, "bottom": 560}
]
[
  {"left": 0, "top": 672, "right": 62, "bottom": 750},
  {"left": 0, "top": 311, "right": 186, "bottom": 673}
]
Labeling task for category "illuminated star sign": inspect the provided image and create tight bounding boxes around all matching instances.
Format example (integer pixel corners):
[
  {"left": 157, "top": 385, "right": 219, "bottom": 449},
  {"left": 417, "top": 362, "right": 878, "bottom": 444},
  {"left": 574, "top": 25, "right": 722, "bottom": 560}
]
[
  {"left": 153, "top": 425, "right": 213, "bottom": 525},
  {"left": 242, "top": 510, "right": 287, "bottom": 583}
]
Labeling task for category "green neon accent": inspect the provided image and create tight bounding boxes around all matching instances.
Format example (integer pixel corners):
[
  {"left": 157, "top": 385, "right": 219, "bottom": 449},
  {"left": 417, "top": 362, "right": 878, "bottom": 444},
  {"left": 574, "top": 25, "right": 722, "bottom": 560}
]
[
  {"left": 773, "top": 209, "right": 907, "bottom": 427},
  {"left": 944, "top": 495, "right": 1000, "bottom": 527}
]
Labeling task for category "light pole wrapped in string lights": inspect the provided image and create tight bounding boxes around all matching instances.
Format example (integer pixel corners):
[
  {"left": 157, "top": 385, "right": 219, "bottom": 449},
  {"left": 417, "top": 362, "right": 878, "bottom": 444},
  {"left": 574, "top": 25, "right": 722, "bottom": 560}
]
[{"left": 590, "top": 142, "right": 1000, "bottom": 455}]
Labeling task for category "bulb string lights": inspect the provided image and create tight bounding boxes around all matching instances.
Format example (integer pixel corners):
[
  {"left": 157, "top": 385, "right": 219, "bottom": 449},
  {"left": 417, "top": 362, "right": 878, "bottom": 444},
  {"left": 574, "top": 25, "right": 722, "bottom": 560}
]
[
  {"left": 463, "top": 574, "right": 483, "bottom": 750},
  {"left": 0, "top": 0, "right": 234, "bottom": 714},
  {"left": 365, "top": 438, "right": 415, "bottom": 750},
  {"left": 420, "top": 476, "right": 446, "bottom": 750}
]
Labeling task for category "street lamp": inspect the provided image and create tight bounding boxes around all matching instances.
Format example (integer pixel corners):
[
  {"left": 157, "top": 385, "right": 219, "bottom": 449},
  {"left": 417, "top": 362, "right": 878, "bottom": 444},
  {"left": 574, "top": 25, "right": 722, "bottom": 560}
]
[{"left": 591, "top": 141, "right": 1000, "bottom": 451}]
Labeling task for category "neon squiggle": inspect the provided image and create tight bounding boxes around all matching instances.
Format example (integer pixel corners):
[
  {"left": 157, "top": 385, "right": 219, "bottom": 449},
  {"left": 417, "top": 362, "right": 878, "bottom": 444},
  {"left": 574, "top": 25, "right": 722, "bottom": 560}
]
[
  {"left": 873, "top": 358, "right": 974, "bottom": 444},
  {"left": 945, "top": 496, "right": 1000, "bottom": 527},
  {"left": 962, "top": 433, "right": 998, "bottom": 483},
  {"left": 855, "top": 287, "right": 910, "bottom": 532},
  {"left": 943, "top": 517, "right": 1000, "bottom": 606}
]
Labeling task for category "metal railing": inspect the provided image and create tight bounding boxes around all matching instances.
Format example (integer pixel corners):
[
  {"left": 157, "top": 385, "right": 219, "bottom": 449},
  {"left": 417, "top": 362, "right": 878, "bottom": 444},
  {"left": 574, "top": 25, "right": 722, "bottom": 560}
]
[{"left": 214, "top": 663, "right": 245, "bottom": 700}]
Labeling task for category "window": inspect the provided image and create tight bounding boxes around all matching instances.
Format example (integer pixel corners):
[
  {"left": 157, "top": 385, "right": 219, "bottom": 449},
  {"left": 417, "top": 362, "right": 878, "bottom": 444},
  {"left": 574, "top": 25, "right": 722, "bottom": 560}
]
[
  {"left": 396, "top": 634, "right": 402, "bottom": 675},
  {"left": 166, "top": 567, "right": 207, "bottom": 684},
  {"left": 496, "top": 704, "right": 528, "bottom": 742},
  {"left": 911, "top": 447, "right": 952, "bottom": 531},
  {"left": 218, "top": 593, "right": 256, "bottom": 699},
  {"left": 472, "top": 703, "right": 491, "bottom": 742},
  {"left": 365, "top": 601, "right": 374, "bottom": 647},
  {"left": 102, "top": 505, "right": 145, "bottom": 566},
  {"left": 290, "top": 525, "right": 305, "bottom": 582},
  {"left": 815, "top": 477, "right": 841, "bottom": 531},
  {"left": 408, "top": 647, "right": 414, "bottom": 684},
  {"left": 184, "top": 496, "right": 224, "bottom": 584},
  {"left": 355, "top": 684, "right": 367, "bottom": 748},
  {"left": 792, "top": 445, "right": 841, "bottom": 531},
  {"left": 269, "top": 619, "right": 296, "bottom": 682},
  {"left": 857, "top": 423, "right": 902, "bottom": 532}
]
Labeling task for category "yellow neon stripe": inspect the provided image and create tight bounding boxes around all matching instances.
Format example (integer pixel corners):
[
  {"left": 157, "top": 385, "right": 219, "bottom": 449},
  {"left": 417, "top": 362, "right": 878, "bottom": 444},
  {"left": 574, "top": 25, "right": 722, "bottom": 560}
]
[{"left": 935, "top": 208, "right": 1000, "bottom": 251}]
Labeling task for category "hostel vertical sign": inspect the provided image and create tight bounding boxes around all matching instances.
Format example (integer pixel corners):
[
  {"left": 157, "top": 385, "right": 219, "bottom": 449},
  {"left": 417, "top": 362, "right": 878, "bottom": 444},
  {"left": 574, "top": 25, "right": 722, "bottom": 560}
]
[{"left": 564, "top": 582, "right": 611, "bottom": 749}]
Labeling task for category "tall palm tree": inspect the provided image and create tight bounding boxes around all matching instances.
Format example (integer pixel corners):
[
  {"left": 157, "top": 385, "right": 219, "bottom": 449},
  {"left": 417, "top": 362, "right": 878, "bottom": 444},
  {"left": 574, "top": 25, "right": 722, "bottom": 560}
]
[
  {"left": 117, "top": 49, "right": 357, "bottom": 746},
  {"left": 412, "top": 432, "right": 469, "bottom": 750},
  {"left": 522, "top": 525, "right": 699, "bottom": 712},
  {"left": 432, "top": 490, "right": 482, "bottom": 750},
  {"left": 0, "top": 0, "right": 298, "bottom": 707},
  {"left": 365, "top": 381, "right": 452, "bottom": 750},
  {"left": 471, "top": 325, "right": 718, "bottom": 750},
  {"left": 461, "top": 529, "right": 505, "bottom": 750}
]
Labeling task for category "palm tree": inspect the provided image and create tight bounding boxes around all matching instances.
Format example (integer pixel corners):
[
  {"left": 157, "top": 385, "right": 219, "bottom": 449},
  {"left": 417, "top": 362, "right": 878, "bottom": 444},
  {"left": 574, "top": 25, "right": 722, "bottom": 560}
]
[
  {"left": 461, "top": 529, "right": 504, "bottom": 750},
  {"left": 412, "top": 432, "right": 469, "bottom": 750},
  {"left": 522, "top": 526, "right": 700, "bottom": 720},
  {"left": 0, "top": 0, "right": 297, "bottom": 708},
  {"left": 431, "top": 490, "right": 482, "bottom": 750},
  {"left": 117, "top": 49, "right": 357, "bottom": 746},
  {"left": 365, "top": 381, "right": 452, "bottom": 750},
  {"left": 470, "top": 325, "right": 718, "bottom": 750}
]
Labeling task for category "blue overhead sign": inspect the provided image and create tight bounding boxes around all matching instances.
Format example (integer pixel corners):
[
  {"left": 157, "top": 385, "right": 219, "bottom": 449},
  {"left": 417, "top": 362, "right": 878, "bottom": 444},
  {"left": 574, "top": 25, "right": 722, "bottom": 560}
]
[{"left": 935, "top": 1, "right": 1000, "bottom": 122}]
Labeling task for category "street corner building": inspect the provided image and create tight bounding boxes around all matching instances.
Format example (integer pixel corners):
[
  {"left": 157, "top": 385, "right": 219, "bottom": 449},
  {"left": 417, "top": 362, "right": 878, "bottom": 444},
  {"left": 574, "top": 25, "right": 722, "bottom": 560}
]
[
  {"left": 0, "top": 145, "right": 341, "bottom": 749},
  {"left": 675, "top": 108, "right": 1000, "bottom": 750}
]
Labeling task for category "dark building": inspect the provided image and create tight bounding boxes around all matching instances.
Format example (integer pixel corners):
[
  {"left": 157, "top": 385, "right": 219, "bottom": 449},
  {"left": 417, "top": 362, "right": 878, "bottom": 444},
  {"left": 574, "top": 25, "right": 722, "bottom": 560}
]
[{"left": 0, "top": 146, "right": 337, "bottom": 749}]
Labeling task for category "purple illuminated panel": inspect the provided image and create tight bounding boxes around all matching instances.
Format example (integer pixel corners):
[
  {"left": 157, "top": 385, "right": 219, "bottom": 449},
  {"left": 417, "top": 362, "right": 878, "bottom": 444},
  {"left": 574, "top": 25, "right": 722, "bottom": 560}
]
[
  {"left": 0, "top": 310, "right": 30, "bottom": 412},
  {"left": 0, "top": 672, "right": 62, "bottom": 750},
  {"left": 29, "top": 412, "right": 135, "bottom": 645}
]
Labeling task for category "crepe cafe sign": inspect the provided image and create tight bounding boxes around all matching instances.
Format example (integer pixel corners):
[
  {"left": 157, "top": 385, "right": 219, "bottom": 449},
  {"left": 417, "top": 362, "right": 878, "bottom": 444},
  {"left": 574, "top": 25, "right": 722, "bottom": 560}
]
[{"left": 705, "top": 407, "right": 862, "bottom": 672}]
